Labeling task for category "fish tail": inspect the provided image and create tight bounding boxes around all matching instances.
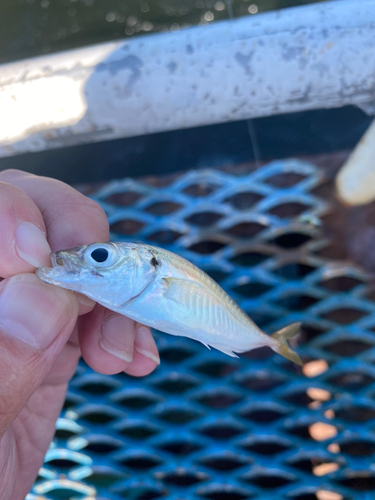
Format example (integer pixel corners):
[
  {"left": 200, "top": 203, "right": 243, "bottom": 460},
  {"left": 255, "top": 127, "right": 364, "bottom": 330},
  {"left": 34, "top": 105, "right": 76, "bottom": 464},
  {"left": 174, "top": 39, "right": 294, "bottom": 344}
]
[{"left": 271, "top": 322, "right": 302, "bottom": 365}]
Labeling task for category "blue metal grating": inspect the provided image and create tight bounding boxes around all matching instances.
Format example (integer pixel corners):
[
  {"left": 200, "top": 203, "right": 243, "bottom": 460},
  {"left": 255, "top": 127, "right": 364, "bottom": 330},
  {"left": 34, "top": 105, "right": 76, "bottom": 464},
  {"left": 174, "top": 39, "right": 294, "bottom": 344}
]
[{"left": 29, "top": 159, "right": 375, "bottom": 499}]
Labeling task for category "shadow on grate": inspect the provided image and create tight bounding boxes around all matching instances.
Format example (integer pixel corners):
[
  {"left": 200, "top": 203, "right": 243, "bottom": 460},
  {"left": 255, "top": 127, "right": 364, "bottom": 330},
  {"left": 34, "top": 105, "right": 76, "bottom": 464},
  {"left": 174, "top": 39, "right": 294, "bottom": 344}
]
[{"left": 30, "top": 159, "right": 375, "bottom": 499}]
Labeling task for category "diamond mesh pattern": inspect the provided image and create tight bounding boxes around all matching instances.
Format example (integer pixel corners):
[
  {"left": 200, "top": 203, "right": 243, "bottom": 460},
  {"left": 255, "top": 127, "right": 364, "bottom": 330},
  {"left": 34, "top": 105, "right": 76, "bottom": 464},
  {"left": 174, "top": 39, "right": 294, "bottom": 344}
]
[{"left": 29, "top": 160, "right": 375, "bottom": 500}]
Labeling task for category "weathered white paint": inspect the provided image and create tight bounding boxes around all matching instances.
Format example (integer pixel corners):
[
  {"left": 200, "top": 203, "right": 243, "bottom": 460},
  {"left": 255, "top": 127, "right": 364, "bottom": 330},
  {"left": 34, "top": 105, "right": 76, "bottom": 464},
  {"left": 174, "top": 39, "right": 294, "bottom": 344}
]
[
  {"left": 0, "top": 0, "right": 375, "bottom": 157},
  {"left": 0, "top": 77, "right": 87, "bottom": 144},
  {"left": 336, "top": 118, "right": 375, "bottom": 206}
]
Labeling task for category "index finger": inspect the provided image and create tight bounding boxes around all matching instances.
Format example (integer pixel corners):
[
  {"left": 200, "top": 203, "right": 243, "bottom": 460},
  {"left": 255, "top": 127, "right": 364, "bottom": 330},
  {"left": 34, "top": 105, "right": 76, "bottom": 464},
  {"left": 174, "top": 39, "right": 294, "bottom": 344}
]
[{"left": 0, "top": 169, "right": 109, "bottom": 251}]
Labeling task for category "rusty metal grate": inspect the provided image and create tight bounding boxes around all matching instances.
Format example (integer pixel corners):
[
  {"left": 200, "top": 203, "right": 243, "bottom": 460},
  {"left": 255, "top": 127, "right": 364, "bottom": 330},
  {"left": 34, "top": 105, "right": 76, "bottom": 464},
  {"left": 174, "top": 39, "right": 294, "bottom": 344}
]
[{"left": 29, "top": 159, "right": 375, "bottom": 499}]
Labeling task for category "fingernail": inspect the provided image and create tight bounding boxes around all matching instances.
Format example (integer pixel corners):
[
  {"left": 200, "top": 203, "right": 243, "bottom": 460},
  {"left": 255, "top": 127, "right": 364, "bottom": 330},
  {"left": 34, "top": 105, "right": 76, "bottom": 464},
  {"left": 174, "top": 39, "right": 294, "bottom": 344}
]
[
  {"left": 100, "top": 313, "right": 135, "bottom": 362},
  {"left": 0, "top": 274, "right": 75, "bottom": 350},
  {"left": 135, "top": 326, "right": 160, "bottom": 365},
  {"left": 74, "top": 292, "right": 96, "bottom": 308},
  {"left": 15, "top": 221, "right": 51, "bottom": 268}
]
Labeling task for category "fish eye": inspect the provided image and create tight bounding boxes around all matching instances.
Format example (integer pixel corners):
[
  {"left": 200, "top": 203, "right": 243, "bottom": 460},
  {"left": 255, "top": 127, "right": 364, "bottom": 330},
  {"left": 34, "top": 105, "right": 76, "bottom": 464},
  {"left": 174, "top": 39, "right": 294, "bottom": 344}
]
[
  {"left": 91, "top": 248, "right": 109, "bottom": 263},
  {"left": 84, "top": 243, "right": 119, "bottom": 268}
]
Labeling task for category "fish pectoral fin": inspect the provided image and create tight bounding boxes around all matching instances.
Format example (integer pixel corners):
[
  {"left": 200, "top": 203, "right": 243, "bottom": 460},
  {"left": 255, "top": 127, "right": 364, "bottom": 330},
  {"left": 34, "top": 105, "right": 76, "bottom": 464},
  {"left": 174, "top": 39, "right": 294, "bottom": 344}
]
[
  {"left": 162, "top": 278, "right": 239, "bottom": 358},
  {"left": 162, "top": 277, "right": 222, "bottom": 309}
]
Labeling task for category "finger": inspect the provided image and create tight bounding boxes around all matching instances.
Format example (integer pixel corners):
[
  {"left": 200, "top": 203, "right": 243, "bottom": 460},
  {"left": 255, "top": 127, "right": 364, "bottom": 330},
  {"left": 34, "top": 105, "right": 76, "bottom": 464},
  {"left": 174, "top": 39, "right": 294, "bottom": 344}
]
[
  {"left": 0, "top": 169, "right": 109, "bottom": 251},
  {"left": 40, "top": 323, "right": 81, "bottom": 387},
  {"left": 79, "top": 305, "right": 160, "bottom": 376},
  {"left": 124, "top": 325, "right": 160, "bottom": 377},
  {"left": 0, "top": 274, "right": 79, "bottom": 437},
  {"left": 0, "top": 174, "right": 96, "bottom": 307},
  {"left": 0, "top": 170, "right": 110, "bottom": 378},
  {"left": 122, "top": 352, "right": 158, "bottom": 377},
  {"left": 78, "top": 305, "right": 132, "bottom": 375},
  {"left": 0, "top": 181, "right": 51, "bottom": 278},
  {"left": 75, "top": 293, "right": 96, "bottom": 316}
]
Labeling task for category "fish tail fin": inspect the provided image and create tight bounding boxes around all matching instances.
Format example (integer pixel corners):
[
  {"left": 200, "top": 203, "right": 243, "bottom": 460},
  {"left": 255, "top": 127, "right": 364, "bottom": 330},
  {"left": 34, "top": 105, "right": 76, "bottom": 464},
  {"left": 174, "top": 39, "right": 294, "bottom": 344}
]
[{"left": 271, "top": 322, "right": 302, "bottom": 365}]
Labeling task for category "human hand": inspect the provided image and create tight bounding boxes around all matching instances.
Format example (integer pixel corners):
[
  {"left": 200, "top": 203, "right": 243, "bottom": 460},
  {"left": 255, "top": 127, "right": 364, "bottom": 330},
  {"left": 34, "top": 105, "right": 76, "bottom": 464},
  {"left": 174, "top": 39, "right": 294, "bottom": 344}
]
[{"left": 0, "top": 170, "right": 160, "bottom": 500}]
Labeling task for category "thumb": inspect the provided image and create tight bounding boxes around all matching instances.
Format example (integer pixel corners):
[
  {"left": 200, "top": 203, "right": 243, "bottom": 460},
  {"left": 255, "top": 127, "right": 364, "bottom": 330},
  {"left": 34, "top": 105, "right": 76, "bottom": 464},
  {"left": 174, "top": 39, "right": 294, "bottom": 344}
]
[{"left": 0, "top": 273, "right": 78, "bottom": 437}]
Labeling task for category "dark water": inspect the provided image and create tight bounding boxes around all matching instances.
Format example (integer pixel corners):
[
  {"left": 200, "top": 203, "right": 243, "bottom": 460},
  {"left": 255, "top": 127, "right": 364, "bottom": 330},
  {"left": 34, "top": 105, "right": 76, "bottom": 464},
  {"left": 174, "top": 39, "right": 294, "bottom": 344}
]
[{"left": 1, "top": 0, "right": 328, "bottom": 65}]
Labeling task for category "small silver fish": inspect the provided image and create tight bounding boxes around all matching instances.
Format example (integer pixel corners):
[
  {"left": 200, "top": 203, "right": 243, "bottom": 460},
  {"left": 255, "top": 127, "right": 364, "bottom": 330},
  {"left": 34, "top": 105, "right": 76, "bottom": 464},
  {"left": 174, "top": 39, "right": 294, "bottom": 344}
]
[{"left": 36, "top": 242, "right": 302, "bottom": 364}]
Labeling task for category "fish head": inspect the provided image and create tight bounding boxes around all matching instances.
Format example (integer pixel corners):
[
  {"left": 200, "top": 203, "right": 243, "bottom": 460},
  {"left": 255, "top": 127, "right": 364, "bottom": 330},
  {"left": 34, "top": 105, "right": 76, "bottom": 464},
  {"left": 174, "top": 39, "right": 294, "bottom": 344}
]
[{"left": 36, "top": 242, "right": 157, "bottom": 308}]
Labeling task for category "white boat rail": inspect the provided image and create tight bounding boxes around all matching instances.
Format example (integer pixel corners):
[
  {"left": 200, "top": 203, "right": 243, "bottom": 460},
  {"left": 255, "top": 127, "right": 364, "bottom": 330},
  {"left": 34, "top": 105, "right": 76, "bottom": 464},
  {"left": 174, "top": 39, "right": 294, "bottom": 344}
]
[{"left": 0, "top": 0, "right": 374, "bottom": 157}]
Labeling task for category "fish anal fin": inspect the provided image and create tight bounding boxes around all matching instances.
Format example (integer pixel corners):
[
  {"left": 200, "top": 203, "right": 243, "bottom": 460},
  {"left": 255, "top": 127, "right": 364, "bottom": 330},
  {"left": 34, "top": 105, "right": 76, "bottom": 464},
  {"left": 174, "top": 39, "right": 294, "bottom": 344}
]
[
  {"left": 162, "top": 277, "right": 223, "bottom": 324},
  {"left": 271, "top": 322, "right": 302, "bottom": 365},
  {"left": 204, "top": 341, "right": 239, "bottom": 358},
  {"left": 221, "top": 350, "right": 239, "bottom": 358}
]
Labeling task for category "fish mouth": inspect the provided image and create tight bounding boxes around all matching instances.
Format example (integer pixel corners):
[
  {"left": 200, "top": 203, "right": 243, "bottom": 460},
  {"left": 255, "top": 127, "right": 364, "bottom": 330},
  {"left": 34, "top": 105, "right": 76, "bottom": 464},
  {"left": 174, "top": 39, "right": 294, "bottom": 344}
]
[{"left": 36, "top": 251, "right": 82, "bottom": 283}]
